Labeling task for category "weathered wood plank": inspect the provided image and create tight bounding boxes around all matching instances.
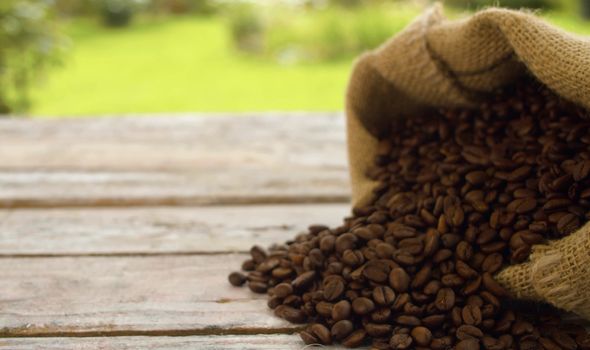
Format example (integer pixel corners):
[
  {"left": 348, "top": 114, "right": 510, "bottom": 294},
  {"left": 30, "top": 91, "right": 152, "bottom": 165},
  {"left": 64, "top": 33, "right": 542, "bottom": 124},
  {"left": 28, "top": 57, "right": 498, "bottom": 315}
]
[
  {"left": 0, "top": 334, "right": 365, "bottom": 349},
  {"left": 0, "top": 204, "right": 348, "bottom": 255},
  {"left": 0, "top": 254, "right": 298, "bottom": 336},
  {"left": 0, "top": 114, "right": 349, "bottom": 207}
]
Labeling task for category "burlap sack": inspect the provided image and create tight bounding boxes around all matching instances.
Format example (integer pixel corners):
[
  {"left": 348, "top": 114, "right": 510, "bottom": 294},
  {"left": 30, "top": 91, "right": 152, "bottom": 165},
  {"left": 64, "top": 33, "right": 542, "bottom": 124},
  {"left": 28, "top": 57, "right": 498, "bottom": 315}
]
[{"left": 346, "top": 5, "right": 590, "bottom": 319}]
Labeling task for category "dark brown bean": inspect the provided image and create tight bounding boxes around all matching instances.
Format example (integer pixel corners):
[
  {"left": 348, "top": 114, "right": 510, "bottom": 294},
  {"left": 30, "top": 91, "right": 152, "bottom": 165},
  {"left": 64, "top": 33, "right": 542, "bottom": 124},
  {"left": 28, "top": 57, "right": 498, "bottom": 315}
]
[
  {"left": 323, "top": 278, "right": 345, "bottom": 301},
  {"left": 411, "top": 326, "right": 433, "bottom": 346},
  {"left": 331, "top": 320, "right": 354, "bottom": 340},
  {"left": 389, "top": 267, "right": 410, "bottom": 292},
  {"left": 342, "top": 329, "right": 367, "bottom": 348},
  {"left": 372, "top": 286, "right": 396, "bottom": 306},
  {"left": 390, "top": 333, "right": 413, "bottom": 349},
  {"left": 332, "top": 300, "right": 351, "bottom": 321},
  {"left": 352, "top": 297, "right": 375, "bottom": 315},
  {"left": 228, "top": 272, "right": 246, "bottom": 286}
]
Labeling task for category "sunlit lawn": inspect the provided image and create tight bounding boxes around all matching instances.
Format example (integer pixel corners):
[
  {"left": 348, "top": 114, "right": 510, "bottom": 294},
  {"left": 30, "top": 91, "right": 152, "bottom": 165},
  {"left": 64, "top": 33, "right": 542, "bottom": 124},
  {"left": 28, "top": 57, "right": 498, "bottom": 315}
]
[
  {"left": 30, "top": 7, "right": 590, "bottom": 117},
  {"left": 30, "top": 16, "right": 354, "bottom": 116}
]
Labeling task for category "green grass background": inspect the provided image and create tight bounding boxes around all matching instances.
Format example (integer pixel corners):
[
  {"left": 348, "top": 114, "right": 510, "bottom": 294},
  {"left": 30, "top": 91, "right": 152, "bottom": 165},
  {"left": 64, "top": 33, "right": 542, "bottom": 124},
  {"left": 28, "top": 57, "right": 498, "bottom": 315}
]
[{"left": 30, "top": 7, "right": 590, "bottom": 117}]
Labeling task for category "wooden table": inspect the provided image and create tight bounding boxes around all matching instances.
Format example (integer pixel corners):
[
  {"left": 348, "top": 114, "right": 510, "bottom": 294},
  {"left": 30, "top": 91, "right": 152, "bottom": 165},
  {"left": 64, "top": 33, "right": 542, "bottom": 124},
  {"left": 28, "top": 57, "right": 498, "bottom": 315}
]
[{"left": 0, "top": 113, "right": 352, "bottom": 349}]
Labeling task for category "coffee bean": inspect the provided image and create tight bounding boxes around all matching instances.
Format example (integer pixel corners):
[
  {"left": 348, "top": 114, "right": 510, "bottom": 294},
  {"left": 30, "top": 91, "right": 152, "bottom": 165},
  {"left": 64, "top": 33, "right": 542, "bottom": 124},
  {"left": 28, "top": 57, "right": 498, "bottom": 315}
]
[
  {"left": 456, "top": 338, "right": 480, "bottom": 350},
  {"left": 466, "top": 171, "right": 488, "bottom": 186},
  {"left": 457, "top": 325, "right": 484, "bottom": 339},
  {"left": 395, "top": 315, "right": 421, "bottom": 326},
  {"left": 352, "top": 297, "right": 375, "bottom": 315},
  {"left": 456, "top": 241, "right": 473, "bottom": 261},
  {"left": 292, "top": 270, "right": 315, "bottom": 290},
  {"left": 332, "top": 300, "right": 351, "bottom": 321},
  {"left": 228, "top": 272, "right": 246, "bottom": 286},
  {"left": 557, "top": 213, "right": 580, "bottom": 235},
  {"left": 250, "top": 245, "right": 267, "bottom": 263},
  {"left": 390, "top": 333, "right": 413, "bottom": 349},
  {"left": 411, "top": 326, "right": 432, "bottom": 346},
  {"left": 241, "top": 259, "right": 255, "bottom": 271},
  {"left": 273, "top": 282, "right": 293, "bottom": 298},
  {"left": 551, "top": 329, "right": 577, "bottom": 350},
  {"left": 540, "top": 337, "right": 563, "bottom": 350},
  {"left": 364, "top": 323, "right": 392, "bottom": 337},
  {"left": 323, "top": 278, "right": 345, "bottom": 301},
  {"left": 248, "top": 281, "right": 268, "bottom": 293},
  {"left": 435, "top": 288, "right": 455, "bottom": 311},
  {"left": 573, "top": 160, "right": 590, "bottom": 181},
  {"left": 308, "top": 323, "right": 331, "bottom": 345},
  {"left": 482, "top": 272, "right": 509, "bottom": 297},
  {"left": 389, "top": 267, "right": 410, "bottom": 292},
  {"left": 274, "top": 305, "right": 305, "bottom": 323},
  {"left": 299, "top": 330, "right": 318, "bottom": 345},
  {"left": 331, "top": 320, "right": 354, "bottom": 340},
  {"left": 462, "top": 305, "right": 482, "bottom": 325},
  {"left": 363, "top": 260, "right": 390, "bottom": 282},
  {"left": 342, "top": 329, "right": 367, "bottom": 347},
  {"left": 372, "top": 286, "right": 396, "bottom": 305},
  {"left": 335, "top": 233, "right": 357, "bottom": 253}
]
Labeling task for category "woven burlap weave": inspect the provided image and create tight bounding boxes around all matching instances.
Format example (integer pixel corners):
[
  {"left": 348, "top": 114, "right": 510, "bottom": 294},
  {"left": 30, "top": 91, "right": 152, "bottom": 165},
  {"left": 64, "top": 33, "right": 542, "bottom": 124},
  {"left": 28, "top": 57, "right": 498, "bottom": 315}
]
[{"left": 346, "top": 5, "right": 590, "bottom": 318}]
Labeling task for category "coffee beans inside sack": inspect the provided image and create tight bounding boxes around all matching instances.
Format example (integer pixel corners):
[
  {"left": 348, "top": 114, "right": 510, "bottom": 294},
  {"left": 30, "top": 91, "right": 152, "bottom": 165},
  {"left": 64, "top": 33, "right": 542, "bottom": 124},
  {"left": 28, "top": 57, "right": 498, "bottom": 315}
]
[{"left": 228, "top": 80, "right": 590, "bottom": 349}]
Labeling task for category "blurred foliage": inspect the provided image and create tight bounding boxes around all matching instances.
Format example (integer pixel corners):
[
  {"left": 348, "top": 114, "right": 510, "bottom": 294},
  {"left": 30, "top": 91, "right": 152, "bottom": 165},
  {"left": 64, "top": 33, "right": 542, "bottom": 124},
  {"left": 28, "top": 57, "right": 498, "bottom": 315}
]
[
  {"left": 446, "top": 0, "right": 558, "bottom": 10},
  {"left": 0, "top": 0, "right": 67, "bottom": 113},
  {"left": 149, "top": 0, "right": 218, "bottom": 15},
  {"left": 226, "top": 2, "right": 419, "bottom": 63},
  {"left": 226, "top": 3, "right": 265, "bottom": 53},
  {"left": 98, "top": 0, "right": 147, "bottom": 27}
]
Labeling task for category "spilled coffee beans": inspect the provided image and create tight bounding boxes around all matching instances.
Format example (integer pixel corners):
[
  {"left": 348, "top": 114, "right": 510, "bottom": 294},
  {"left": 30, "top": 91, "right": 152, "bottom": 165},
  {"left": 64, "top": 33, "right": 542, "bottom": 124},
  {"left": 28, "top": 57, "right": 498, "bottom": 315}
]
[{"left": 228, "top": 80, "right": 590, "bottom": 349}]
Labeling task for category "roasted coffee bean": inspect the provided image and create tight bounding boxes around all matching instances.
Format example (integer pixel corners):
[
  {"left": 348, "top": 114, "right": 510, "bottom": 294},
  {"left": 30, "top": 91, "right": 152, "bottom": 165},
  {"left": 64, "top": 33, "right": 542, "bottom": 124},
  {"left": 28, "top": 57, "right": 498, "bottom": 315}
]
[
  {"left": 248, "top": 281, "right": 268, "bottom": 293},
  {"left": 332, "top": 300, "right": 351, "bottom": 321},
  {"left": 229, "top": 81, "right": 590, "bottom": 349},
  {"left": 363, "top": 261, "right": 390, "bottom": 282},
  {"left": 342, "top": 329, "right": 367, "bottom": 347},
  {"left": 292, "top": 271, "right": 315, "bottom": 290},
  {"left": 372, "top": 286, "right": 396, "bottom": 305},
  {"left": 307, "top": 323, "right": 332, "bottom": 345},
  {"left": 462, "top": 305, "right": 482, "bottom": 325},
  {"left": 557, "top": 213, "right": 580, "bottom": 234},
  {"left": 352, "top": 297, "right": 375, "bottom": 315},
  {"left": 482, "top": 272, "right": 509, "bottom": 297},
  {"left": 365, "top": 323, "right": 392, "bottom": 337},
  {"left": 411, "top": 326, "right": 432, "bottom": 346},
  {"left": 250, "top": 245, "right": 267, "bottom": 263},
  {"left": 299, "top": 329, "right": 318, "bottom": 345},
  {"left": 273, "top": 282, "right": 293, "bottom": 298},
  {"left": 456, "top": 338, "right": 480, "bottom": 350},
  {"left": 324, "top": 278, "right": 345, "bottom": 301},
  {"left": 457, "top": 325, "right": 484, "bottom": 339},
  {"left": 335, "top": 233, "right": 357, "bottom": 253},
  {"left": 395, "top": 315, "right": 421, "bottom": 326},
  {"left": 550, "top": 329, "right": 577, "bottom": 350},
  {"left": 331, "top": 320, "right": 354, "bottom": 340},
  {"left": 389, "top": 267, "right": 410, "bottom": 292},
  {"left": 228, "top": 272, "right": 246, "bottom": 286},
  {"left": 241, "top": 259, "right": 256, "bottom": 271},
  {"left": 390, "top": 333, "right": 413, "bottom": 349},
  {"left": 274, "top": 305, "right": 306, "bottom": 323},
  {"left": 435, "top": 288, "right": 455, "bottom": 311}
]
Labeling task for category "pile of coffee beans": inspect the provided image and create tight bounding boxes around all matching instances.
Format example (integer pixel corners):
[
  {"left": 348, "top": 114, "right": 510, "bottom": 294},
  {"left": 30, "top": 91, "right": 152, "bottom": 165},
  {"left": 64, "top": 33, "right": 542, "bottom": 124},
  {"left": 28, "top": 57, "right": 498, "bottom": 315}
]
[{"left": 228, "top": 80, "right": 590, "bottom": 349}]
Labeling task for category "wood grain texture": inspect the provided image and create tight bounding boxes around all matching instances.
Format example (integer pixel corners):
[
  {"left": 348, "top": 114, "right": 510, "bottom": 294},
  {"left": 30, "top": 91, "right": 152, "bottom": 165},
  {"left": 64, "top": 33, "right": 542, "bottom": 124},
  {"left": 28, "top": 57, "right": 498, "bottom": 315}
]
[
  {"left": 0, "top": 204, "right": 348, "bottom": 255},
  {"left": 0, "top": 114, "right": 350, "bottom": 208},
  {"left": 0, "top": 334, "right": 364, "bottom": 349},
  {"left": 0, "top": 254, "right": 299, "bottom": 336}
]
